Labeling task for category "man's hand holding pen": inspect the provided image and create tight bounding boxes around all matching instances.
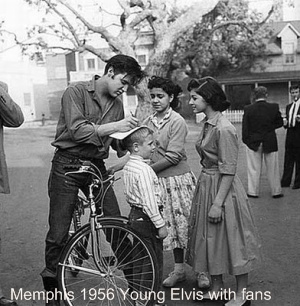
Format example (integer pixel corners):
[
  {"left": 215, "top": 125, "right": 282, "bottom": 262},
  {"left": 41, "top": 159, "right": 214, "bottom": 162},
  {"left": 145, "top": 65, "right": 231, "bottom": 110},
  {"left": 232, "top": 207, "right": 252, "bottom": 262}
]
[{"left": 117, "top": 112, "right": 139, "bottom": 131}]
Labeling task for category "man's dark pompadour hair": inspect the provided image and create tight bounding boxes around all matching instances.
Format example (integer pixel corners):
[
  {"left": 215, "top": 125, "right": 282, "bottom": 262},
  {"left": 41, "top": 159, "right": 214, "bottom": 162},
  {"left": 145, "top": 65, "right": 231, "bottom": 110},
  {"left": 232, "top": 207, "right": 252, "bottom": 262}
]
[{"left": 104, "top": 54, "right": 145, "bottom": 86}]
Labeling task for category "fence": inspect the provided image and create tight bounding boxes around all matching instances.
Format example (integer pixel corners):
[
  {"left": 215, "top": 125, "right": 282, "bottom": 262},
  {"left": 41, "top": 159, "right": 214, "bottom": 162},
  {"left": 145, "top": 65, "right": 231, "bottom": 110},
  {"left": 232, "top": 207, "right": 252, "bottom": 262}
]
[
  {"left": 196, "top": 110, "right": 244, "bottom": 123},
  {"left": 195, "top": 108, "right": 286, "bottom": 124}
]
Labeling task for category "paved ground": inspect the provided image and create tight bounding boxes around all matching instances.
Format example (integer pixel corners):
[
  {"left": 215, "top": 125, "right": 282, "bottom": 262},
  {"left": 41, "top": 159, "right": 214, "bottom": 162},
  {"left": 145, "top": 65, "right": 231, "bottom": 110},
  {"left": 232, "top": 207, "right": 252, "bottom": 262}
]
[{"left": 0, "top": 120, "right": 299, "bottom": 306}]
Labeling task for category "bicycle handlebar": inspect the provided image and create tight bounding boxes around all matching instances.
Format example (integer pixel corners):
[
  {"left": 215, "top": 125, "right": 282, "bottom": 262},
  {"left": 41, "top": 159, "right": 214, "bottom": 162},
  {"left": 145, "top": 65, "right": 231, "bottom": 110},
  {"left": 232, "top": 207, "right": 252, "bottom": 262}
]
[{"left": 64, "top": 160, "right": 120, "bottom": 214}]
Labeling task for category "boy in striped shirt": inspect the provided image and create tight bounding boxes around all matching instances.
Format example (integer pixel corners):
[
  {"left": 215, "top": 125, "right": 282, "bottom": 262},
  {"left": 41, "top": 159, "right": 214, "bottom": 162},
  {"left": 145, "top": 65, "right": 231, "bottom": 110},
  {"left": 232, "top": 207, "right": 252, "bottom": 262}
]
[{"left": 122, "top": 126, "right": 167, "bottom": 305}]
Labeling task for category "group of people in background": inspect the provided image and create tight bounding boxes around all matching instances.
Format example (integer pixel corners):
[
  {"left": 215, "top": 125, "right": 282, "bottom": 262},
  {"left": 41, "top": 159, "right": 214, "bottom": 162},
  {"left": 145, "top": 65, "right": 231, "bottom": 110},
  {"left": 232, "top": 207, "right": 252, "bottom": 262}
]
[
  {"left": 0, "top": 54, "right": 298, "bottom": 306},
  {"left": 242, "top": 84, "right": 300, "bottom": 199}
]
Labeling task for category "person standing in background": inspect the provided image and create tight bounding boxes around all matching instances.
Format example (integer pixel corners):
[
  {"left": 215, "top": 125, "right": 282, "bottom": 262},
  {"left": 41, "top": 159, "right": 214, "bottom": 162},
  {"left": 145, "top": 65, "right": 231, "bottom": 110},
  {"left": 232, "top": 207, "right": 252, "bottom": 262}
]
[
  {"left": 242, "top": 86, "right": 283, "bottom": 199},
  {"left": 281, "top": 84, "right": 300, "bottom": 190},
  {"left": 0, "top": 81, "right": 24, "bottom": 306}
]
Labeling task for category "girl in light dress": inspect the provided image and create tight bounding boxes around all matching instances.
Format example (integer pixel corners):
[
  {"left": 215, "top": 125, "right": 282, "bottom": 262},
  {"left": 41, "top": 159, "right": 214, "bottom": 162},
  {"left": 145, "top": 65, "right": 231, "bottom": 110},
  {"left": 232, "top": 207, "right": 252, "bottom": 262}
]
[{"left": 186, "top": 76, "right": 261, "bottom": 306}]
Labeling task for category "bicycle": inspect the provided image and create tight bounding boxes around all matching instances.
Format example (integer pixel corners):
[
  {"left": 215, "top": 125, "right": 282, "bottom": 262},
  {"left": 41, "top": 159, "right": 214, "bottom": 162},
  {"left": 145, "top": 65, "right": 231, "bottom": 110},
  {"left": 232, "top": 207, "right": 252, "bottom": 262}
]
[{"left": 57, "top": 161, "right": 160, "bottom": 306}]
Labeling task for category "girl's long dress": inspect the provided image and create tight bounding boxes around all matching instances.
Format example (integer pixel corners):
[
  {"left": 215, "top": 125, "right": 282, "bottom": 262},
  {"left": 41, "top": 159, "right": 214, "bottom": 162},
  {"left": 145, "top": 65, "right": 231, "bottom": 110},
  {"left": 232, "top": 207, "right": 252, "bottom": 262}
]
[
  {"left": 186, "top": 113, "right": 261, "bottom": 275},
  {"left": 143, "top": 110, "right": 195, "bottom": 251}
]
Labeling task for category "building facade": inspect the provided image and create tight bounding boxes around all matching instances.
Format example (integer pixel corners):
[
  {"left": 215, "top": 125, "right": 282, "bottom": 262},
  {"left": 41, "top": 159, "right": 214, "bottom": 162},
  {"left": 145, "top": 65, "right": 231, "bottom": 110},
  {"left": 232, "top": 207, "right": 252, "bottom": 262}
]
[
  {"left": 45, "top": 2, "right": 300, "bottom": 119},
  {"left": 45, "top": 31, "right": 153, "bottom": 120},
  {"left": 218, "top": 20, "right": 300, "bottom": 113}
]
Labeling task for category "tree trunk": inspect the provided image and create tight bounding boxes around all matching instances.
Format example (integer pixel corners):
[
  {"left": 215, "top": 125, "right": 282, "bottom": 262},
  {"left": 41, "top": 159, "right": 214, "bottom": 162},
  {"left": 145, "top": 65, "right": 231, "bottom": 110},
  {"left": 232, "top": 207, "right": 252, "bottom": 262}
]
[
  {"left": 135, "top": 81, "right": 153, "bottom": 122},
  {"left": 135, "top": 48, "right": 174, "bottom": 121}
]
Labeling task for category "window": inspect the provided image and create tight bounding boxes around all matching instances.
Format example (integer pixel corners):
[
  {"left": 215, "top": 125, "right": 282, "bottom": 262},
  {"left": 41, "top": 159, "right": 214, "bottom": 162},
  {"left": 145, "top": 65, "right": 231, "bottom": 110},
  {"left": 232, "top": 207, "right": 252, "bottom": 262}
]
[
  {"left": 87, "top": 58, "right": 96, "bottom": 70},
  {"left": 283, "top": 43, "right": 295, "bottom": 65},
  {"left": 137, "top": 54, "right": 147, "bottom": 65},
  {"left": 24, "top": 93, "right": 31, "bottom": 107},
  {"left": 285, "top": 53, "right": 295, "bottom": 64}
]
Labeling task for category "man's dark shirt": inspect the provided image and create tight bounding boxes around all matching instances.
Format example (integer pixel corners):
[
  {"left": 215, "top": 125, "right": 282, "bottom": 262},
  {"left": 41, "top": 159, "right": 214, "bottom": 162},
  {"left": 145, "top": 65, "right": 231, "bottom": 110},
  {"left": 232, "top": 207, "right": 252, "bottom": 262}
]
[{"left": 52, "top": 76, "right": 126, "bottom": 159}]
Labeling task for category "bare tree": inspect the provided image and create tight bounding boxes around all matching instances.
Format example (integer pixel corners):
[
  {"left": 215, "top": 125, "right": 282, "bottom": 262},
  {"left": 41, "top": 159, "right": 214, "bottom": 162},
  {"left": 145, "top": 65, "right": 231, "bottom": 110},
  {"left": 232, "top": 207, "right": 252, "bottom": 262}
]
[
  {"left": 1, "top": 0, "right": 284, "bottom": 118},
  {"left": 1, "top": 0, "right": 219, "bottom": 119}
]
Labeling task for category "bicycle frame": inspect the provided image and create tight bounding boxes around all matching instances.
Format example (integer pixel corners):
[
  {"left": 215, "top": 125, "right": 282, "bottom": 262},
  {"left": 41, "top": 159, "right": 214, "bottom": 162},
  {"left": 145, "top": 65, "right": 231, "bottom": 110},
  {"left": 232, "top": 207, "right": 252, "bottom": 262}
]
[{"left": 64, "top": 162, "right": 117, "bottom": 274}]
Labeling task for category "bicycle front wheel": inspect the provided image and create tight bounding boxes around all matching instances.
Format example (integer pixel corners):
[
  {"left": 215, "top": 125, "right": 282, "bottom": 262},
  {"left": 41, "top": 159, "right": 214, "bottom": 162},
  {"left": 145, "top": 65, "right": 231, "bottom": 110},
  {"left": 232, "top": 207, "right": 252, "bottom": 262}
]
[{"left": 58, "top": 218, "right": 160, "bottom": 306}]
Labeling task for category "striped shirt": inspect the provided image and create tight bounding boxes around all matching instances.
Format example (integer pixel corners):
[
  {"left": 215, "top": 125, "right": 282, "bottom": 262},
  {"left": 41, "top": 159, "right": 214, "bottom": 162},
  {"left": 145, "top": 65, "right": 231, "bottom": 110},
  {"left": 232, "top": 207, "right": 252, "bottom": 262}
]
[{"left": 123, "top": 155, "right": 165, "bottom": 229}]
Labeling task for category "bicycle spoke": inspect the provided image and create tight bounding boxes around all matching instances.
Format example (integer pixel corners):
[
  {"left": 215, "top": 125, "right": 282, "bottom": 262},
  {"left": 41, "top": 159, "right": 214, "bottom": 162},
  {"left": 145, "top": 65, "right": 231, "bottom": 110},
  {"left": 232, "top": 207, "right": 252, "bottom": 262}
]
[
  {"left": 59, "top": 221, "right": 159, "bottom": 306},
  {"left": 59, "top": 263, "right": 107, "bottom": 277}
]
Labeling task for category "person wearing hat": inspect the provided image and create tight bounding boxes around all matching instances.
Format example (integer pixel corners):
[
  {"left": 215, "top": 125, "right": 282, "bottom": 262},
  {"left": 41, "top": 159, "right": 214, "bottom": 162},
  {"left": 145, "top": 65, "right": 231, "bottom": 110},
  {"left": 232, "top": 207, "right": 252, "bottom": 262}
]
[
  {"left": 186, "top": 77, "right": 261, "bottom": 306},
  {"left": 0, "top": 81, "right": 24, "bottom": 306},
  {"left": 242, "top": 86, "right": 283, "bottom": 198}
]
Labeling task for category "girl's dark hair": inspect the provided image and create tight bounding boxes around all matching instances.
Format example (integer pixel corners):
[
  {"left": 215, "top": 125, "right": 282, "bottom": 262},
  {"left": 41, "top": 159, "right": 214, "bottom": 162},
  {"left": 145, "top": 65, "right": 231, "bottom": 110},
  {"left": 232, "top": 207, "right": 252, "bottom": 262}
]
[
  {"left": 187, "top": 77, "right": 230, "bottom": 112},
  {"left": 148, "top": 76, "right": 182, "bottom": 111},
  {"left": 104, "top": 54, "right": 145, "bottom": 86}
]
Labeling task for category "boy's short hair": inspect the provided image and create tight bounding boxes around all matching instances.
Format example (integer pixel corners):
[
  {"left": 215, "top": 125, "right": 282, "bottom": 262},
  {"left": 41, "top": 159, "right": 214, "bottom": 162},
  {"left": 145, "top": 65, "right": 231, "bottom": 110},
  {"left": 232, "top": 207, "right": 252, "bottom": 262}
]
[
  {"left": 104, "top": 54, "right": 145, "bottom": 86},
  {"left": 122, "top": 126, "right": 153, "bottom": 152}
]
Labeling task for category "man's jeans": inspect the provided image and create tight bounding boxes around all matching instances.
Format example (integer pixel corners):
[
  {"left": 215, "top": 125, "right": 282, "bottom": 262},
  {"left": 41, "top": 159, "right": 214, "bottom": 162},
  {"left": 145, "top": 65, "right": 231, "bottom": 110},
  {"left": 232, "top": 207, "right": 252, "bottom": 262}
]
[{"left": 41, "top": 150, "right": 121, "bottom": 290}]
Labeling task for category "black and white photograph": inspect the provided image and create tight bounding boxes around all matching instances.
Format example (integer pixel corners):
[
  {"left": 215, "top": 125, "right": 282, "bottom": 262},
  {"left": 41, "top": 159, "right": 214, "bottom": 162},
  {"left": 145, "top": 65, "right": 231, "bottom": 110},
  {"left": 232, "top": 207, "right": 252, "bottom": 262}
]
[{"left": 0, "top": 0, "right": 299, "bottom": 305}]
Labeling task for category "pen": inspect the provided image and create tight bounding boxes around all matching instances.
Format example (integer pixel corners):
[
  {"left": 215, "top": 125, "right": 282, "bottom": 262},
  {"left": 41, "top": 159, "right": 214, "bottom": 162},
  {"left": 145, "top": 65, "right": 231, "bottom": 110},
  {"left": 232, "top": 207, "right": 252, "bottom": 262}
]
[{"left": 130, "top": 111, "right": 139, "bottom": 127}]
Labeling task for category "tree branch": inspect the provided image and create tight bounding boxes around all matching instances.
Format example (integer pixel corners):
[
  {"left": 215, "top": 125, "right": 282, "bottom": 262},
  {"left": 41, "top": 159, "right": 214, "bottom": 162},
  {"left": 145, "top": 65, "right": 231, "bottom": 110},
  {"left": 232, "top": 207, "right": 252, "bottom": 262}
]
[
  {"left": 118, "top": 0, "right": 131, "bottom": 19},
  {"left": 24, "top": 41, "right": 75, "bottom": 52},
  {"left": 158, "top": 1, "right": 218, "bottom": 47},
  {"left": 43, "top": 0, "right": 82, "bottom": 46},
  {"left": 128, "top": 9, "right": 154, "bottom": 30},
  {"left": 56, "top": 0, "right": 121, "bottom": 51},
  {"left": 83, "top": 44, "right": 113, "bottom": 61},
  {"left": 210, "top": 20, "right": 252, "bottom": 35},
  {"left": 259, "top": 5, "right": 274, "bottom": 25}
]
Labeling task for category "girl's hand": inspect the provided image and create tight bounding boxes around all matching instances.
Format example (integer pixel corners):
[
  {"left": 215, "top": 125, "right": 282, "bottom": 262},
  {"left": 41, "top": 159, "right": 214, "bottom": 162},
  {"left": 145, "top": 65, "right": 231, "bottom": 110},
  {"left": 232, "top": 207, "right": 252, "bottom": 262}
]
[{"left": 208, "top": 204, "right": 223, "bottom": 224}]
